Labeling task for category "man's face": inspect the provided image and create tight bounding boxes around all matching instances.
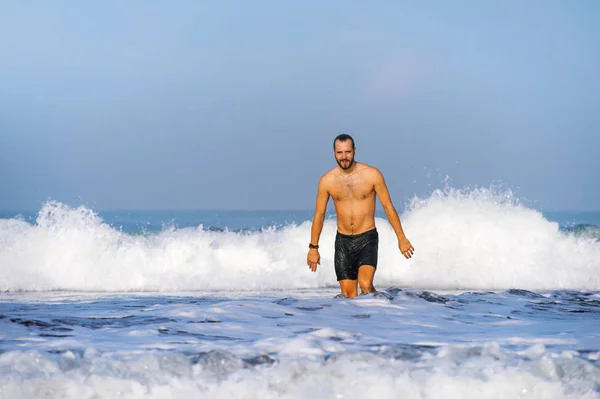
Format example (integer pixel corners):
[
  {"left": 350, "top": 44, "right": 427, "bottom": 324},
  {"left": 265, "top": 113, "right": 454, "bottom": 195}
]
[{"left": 334, "top": 140, "right": 355, "bottom": 170}]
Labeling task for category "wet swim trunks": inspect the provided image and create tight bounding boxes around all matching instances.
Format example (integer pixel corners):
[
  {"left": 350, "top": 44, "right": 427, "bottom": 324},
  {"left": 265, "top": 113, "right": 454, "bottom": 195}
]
[{"left": 334, "top": 228, "right": 379, "bottom": 281}]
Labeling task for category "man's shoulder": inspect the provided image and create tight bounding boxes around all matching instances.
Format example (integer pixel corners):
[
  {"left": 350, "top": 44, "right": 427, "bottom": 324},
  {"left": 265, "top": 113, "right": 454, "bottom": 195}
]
[
  {"left": 357, "top": 163, "right": 382, "bottom": 177},
  {"left": 357, "top": 162, "right": 376, "bottom": 170},
  {"left": 317, "top": 168, "right": 337, "bottom": 187},
  {"left": 321, "top": 167, "right": 338, "bottom": 179}
]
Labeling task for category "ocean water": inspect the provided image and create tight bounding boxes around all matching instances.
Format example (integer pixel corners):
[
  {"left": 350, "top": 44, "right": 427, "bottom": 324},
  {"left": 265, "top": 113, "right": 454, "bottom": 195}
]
[{"left": 1, "top": 187, "right": 599, "bottom": 398}]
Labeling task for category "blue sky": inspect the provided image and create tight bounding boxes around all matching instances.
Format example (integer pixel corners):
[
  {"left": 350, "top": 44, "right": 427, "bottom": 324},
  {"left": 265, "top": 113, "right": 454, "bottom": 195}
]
[{"left": 1, "top": 1, "right": 599, "bottom": 211}]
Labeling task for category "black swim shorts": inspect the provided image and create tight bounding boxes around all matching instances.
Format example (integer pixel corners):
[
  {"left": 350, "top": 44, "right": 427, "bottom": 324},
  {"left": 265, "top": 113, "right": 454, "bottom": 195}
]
[{"left": 334, "top": 228, "right": 379, "bottom": 281}]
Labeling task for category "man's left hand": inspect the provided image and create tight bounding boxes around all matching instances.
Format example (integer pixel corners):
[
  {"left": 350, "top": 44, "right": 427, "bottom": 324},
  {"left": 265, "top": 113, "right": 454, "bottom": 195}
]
[{"left": 398, "top": 237, "right": 414, "bottom": 259}]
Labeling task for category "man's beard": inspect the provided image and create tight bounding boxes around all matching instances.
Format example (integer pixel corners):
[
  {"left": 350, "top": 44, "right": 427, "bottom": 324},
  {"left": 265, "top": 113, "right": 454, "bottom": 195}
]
[{"left": 336, "top": 158, "right": 354, "bottom": 170}]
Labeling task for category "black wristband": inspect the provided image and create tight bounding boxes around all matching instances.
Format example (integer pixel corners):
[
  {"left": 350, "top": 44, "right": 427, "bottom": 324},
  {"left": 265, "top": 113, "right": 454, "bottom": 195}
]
[{"left": 308, "top": 243, "right": 319, "bottom": 249}]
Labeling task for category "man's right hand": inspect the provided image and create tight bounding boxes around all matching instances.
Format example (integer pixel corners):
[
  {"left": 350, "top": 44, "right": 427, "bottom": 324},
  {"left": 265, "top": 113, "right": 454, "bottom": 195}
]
[{"left": 307, "top": 249, "right": 320, "bottom": 272}]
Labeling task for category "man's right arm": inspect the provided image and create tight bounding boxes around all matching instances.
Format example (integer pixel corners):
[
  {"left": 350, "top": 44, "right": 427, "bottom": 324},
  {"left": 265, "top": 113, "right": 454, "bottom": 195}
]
[
  {"left": 310, "top": 177, "right": 330, "bottom": 246},
  {"left": 307, "top": 177, "right": 329, "bottom": 272}
]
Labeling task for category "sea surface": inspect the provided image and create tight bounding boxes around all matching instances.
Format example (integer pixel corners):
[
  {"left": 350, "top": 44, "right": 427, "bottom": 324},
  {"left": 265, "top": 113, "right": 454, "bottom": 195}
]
[{"left": 1, "top": 188, "right": 599, "bottom": 398}]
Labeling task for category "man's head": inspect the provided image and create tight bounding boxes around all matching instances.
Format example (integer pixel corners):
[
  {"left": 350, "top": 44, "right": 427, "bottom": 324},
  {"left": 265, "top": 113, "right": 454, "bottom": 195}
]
[{"left": 333, "top": 134, "right": 356, "bottom": 170}]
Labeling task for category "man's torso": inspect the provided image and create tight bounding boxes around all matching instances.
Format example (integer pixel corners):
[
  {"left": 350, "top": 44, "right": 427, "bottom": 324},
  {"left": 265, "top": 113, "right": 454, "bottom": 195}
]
[{"left": 323, "top": 162, "right": 377, "bottom": 235}]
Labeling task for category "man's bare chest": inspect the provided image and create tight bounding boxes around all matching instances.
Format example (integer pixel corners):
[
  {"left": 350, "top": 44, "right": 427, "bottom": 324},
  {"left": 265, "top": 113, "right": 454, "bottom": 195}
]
[{"left": 329, "top": 180, "right": 375, "bottom": 201}]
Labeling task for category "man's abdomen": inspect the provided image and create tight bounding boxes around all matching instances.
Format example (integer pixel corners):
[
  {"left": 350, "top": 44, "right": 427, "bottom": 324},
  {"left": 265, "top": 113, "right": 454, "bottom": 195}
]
[{"left": 333, "top": 199, "right": 376, "bottom": 235}]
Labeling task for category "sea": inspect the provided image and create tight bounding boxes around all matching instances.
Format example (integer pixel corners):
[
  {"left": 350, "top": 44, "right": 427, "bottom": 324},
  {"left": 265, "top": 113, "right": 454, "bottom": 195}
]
[{"left": 1, "top": 187, "right": 599, "bottom": 398}]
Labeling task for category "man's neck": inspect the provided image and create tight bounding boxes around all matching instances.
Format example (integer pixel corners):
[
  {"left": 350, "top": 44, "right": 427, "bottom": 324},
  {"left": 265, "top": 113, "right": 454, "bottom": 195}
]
[{"left": 338, "top": 162, "right": 358, "bottom": 175}]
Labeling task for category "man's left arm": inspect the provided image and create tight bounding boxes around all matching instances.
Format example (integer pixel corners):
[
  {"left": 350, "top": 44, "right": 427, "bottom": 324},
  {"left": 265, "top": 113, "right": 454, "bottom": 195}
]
[{"left": 373, "top": 169, "right": 415, "bottom": 259}]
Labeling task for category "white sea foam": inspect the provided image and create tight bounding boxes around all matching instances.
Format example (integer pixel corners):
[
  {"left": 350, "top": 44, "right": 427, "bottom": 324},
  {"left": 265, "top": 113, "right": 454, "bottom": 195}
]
[
  {"left": 0, "top": 346, "right": 597, "bottom": 399},
  {"left": 1, "top": 187, "right": 599, "bottom": 292}
]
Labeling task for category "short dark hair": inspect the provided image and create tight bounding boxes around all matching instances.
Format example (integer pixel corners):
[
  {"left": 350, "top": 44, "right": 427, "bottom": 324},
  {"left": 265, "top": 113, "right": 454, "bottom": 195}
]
[{"left": 333, "top": 133, "right": 355, "bottom": 149}]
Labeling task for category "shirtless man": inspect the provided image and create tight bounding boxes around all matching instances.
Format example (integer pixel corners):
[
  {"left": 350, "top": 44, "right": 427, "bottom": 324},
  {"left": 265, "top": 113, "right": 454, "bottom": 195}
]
[{"left": 306, "top": 134, "right": 414, "bottom": 298}]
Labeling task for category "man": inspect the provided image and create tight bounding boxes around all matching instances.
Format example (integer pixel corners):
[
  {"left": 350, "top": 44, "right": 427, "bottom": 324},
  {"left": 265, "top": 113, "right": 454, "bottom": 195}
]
[{"left": 306, "top": 134, "right": 414, "bottom": 298}]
